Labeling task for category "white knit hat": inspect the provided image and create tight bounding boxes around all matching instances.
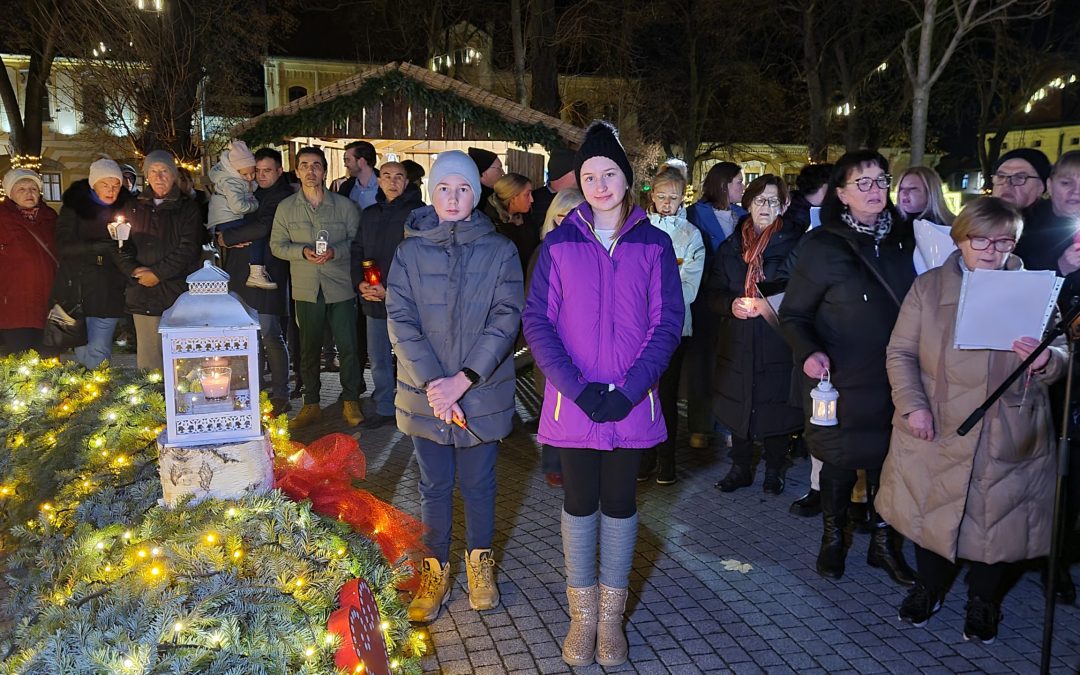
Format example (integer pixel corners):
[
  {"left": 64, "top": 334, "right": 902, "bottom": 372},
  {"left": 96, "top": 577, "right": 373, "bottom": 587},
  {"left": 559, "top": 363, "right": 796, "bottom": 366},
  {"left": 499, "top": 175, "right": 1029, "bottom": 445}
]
[
  {"left": 3, "top": 168, "right": 43, "bottom": 197},
  {"left": 429, "top": 150, "right": 482, "bottom": 209},
  {"left": 88, "top": 156, "right": 123, "bottom": 188}
]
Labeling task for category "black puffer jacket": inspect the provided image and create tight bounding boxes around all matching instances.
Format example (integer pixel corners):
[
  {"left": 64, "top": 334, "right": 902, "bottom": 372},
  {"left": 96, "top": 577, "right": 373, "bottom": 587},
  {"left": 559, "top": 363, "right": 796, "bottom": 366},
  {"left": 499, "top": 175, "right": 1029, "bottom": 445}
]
[
  {"left": 708, "top": 217, "right": 805, "bottom": 440},
  {"left": 780, "top": 215, "right": 915, "bottom": 469},
  {"left": 350, "top": 184, "right": 424, "bottom": 319},
  {"left": 221, "top": 174, "right": 293, "bottom": 316},
  {"left": 115, "top": 186, "right": 203, "bottom": 316},
  {"left": 53, "top": 180, "right": 131, "bottom": 318}
]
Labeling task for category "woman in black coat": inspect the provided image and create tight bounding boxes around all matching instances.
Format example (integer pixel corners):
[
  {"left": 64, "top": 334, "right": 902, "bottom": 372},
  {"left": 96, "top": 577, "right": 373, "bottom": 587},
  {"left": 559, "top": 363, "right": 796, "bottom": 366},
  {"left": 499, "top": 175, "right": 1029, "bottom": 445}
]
[
  {"left": 53, "top": 158, "right": 132, "bottom": 368},
  {"left": 709, "top": 175, "right": 804, "bottom": 495},
  {"left": 779, "top": 150, "right": 916, "bottom": 586}
]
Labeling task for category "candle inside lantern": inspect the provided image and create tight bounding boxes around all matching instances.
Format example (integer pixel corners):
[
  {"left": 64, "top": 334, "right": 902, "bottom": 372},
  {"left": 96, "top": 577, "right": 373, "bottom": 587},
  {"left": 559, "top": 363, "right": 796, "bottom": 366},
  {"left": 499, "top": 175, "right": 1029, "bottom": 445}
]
[
  {"left": 204, "top": 356, "right": 229, "bottom": 368},
  {"left": 362, "top": 259, "right": 382, "bottom": 286},
  {"left": 200, "top": 367, "right": 232, "bottom": 401}
]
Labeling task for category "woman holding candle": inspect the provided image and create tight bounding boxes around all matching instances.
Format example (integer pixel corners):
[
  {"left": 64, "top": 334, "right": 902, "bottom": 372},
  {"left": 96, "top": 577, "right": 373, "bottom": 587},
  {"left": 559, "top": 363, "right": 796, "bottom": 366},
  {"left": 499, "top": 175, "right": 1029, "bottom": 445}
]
[
  {"left": 386, "top": 150, "right": 523, "bottom": 623},
  {"left": 638, "top": 160, "right": 704, "bottom": 485},
  {"left": 116, "top": 151, "right": 204, "bottom": 370},
  {"left": 779, "top": 149, "right": 916, "bottom": 586},
  {"left": 877, "top": 196, "right": 1063, "bottom": 643},
  {"left": 523, "top": 121, "right": 683, "bottom": 667},
  {"left": 709, "top": 175, "right": 804, "bottom": 495},
  {"left": 0, "top": 169, "right": 58, "bottom": 355},
  {"left": 53, "top": 156, "right": 132, "bottom": 368}
]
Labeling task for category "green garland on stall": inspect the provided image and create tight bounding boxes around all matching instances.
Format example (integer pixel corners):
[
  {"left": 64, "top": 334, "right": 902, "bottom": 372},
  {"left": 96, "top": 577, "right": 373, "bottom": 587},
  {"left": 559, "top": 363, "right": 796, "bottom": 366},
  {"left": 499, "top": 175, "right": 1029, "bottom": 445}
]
[
  {"left": 239, "top": 69, "right": 567, "bottom": 151},
  {"left": 0, "top": 353, "right": 424, "bottom": 674}
]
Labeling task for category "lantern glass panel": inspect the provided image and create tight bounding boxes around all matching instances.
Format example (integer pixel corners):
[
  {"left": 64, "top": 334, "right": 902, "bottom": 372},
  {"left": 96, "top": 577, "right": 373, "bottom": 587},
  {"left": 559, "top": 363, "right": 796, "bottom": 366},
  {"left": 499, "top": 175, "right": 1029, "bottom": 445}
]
[{"left": 173, "top": 355, "right": 252, "bottom": 415}]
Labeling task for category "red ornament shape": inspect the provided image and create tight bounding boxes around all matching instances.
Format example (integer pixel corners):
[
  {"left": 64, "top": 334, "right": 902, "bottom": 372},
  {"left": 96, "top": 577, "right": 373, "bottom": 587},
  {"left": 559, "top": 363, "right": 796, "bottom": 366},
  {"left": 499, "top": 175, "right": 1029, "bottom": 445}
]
[{"left": 327, "top": 578, "right": 391, "bottom": 674}]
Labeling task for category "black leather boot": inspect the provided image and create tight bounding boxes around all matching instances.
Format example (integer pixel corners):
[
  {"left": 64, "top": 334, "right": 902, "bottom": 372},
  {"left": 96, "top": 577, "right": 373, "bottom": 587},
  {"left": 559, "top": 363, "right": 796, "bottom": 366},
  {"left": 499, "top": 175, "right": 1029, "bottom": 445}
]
[
  {"left": 790, "top": 489, "right": 821, "bottom": 517},
  {"left": 816, "top": 477, "right": 851, "bottom": 579},
  {"left": 866, "top": 488, "right": 916, "bottom": 587}
]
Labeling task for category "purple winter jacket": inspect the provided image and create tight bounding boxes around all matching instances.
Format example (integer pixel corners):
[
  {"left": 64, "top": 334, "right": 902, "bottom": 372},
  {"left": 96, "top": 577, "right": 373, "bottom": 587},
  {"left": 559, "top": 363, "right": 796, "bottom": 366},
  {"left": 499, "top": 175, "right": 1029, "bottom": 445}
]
[{"left": 522, "top": 202, "right": 684, "bottom": 450}]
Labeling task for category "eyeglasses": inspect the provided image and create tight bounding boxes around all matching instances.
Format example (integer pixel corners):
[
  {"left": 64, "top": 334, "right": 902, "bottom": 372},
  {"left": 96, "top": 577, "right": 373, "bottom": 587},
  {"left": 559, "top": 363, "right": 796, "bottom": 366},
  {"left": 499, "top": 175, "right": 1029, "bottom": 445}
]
[
  {"left": 991, "top": 172, "right": 1035, "bottom": 186},
  {"left": 967, "top": 235, "right": 1016, "bottom": 252},
  {"left": 845, "top": 175, "right": 892, "bottom": 192},
  {"left": 751, "top": 197, "right": 781, "bottom": 207}
]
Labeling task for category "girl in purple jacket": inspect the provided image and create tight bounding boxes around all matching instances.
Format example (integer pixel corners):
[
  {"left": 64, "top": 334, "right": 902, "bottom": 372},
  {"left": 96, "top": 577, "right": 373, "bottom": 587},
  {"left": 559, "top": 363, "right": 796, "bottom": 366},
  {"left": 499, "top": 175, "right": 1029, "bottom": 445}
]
[{"left": 522, "top": 121, "right": 683, "bottom": 667}]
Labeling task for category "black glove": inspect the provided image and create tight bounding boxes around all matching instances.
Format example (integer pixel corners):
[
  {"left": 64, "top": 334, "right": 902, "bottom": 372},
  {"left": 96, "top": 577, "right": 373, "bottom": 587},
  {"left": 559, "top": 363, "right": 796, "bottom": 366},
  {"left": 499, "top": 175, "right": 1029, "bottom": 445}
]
[
  {"left": 590, "top": 390, "right": 634, "bottom": 422},
  {"left": 574, "top": 382, "right": 608, "bottom": 416}
]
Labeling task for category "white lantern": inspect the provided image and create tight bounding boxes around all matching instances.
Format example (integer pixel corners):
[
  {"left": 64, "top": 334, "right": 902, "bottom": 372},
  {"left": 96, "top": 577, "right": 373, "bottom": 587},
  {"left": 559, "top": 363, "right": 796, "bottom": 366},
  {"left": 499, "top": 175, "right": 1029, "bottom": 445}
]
[
  {"left": 809, "top": 370, "right": 839, "bottom": 427},
  {"left": 158, "top": 261, "right": 262, "bottom": 446}
]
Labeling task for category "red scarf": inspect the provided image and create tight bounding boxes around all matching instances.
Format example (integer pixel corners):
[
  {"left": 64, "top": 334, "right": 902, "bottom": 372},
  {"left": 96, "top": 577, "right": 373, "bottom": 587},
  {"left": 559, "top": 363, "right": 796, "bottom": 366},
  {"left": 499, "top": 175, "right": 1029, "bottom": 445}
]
[{"left": 741, "top": 216, "right": 783, "bottom": 298}]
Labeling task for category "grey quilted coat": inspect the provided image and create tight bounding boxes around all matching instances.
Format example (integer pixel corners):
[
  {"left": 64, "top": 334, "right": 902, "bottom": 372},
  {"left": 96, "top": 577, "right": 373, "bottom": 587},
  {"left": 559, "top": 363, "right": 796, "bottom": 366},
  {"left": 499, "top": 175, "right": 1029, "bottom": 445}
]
[{"left": 386, "top": 205, "right": 524, "bottom": 447}]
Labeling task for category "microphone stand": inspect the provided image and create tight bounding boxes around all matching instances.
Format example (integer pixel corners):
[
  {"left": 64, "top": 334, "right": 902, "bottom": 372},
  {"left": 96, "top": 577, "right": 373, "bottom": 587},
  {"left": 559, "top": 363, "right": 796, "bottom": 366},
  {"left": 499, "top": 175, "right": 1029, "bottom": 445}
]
[{"left": 956, "top": 300, "right": 1080, "bottom": 675}]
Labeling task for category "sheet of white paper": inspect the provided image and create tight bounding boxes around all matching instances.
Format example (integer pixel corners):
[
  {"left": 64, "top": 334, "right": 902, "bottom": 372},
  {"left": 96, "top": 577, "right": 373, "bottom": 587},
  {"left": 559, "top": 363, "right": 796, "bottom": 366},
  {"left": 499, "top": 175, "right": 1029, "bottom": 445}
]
[
  {"left": 809, "top": 207, "right": 821, "bottom": 229},
  {"left": 913, "top": 219, "right": 956, "bottom": 275},
  {"left": 954, "top": 269, "right": 1063, "bottom": 350}
]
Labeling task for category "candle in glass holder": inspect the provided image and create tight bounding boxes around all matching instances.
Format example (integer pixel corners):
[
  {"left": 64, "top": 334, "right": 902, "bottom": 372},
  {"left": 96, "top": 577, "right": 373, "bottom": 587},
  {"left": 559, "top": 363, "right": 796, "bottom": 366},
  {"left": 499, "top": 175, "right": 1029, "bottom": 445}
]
[
  {"left": 361, "top": 259, "right": 382, "bottom": 286},
  {"left": 200, "top": 367, "right": 232, "bottom": 401}
]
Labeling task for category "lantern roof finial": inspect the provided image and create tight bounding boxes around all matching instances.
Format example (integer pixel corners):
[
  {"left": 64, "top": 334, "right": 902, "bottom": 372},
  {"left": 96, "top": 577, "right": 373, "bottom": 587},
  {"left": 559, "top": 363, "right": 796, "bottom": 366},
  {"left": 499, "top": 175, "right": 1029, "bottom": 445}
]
[{"left": 186, "top": 260, "right": 230, "bottom": 295}]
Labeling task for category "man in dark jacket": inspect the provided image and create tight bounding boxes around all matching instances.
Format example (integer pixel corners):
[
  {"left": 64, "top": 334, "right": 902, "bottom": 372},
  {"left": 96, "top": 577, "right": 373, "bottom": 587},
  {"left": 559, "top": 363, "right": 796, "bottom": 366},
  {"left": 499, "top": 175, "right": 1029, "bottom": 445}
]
[
  {"left": 350, "top": 162, "right": 423, "bottom": 429},
  {"left": 468, "top": 147, "right": 504, "bottom": 212},
  {"left": 218, "top": 147, "right": 294, "bottom": 415},
  {"left": 525, "top": 148, "right": 577, "bottom": 234}
]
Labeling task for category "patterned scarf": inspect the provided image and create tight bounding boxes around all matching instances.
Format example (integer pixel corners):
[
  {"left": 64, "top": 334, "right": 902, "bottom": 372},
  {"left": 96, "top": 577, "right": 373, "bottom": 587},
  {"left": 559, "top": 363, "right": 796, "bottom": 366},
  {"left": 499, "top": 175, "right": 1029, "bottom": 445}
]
[
  {"left": 741, "top": 216, "right": 784, "bottom": 298},
  {"left": 841, "top": 208, "right": 892, "bottom": 245},
  {"left": 18, "top": 206, "right": 40, "bottom": 224}
]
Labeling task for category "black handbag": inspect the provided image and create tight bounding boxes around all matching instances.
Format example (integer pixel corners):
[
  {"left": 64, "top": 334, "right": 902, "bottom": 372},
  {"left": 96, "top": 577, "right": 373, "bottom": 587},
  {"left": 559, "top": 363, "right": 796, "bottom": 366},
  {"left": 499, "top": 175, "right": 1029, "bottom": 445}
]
[{"left": 43, "top": 302, "right": 87, "bottom": 349}]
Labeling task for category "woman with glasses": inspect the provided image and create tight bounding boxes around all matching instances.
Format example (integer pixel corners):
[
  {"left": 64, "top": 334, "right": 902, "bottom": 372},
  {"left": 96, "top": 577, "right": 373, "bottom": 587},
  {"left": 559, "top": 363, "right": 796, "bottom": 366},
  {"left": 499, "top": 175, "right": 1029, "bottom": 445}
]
[
  {"left": 876, "top": 196, "right": 1063, "bottom": 643},
  {"left": 709, "top": 175, "right": 804, "bottom": 495},
  {"left": 780, "top": 150, "right": 916, "bottom": 586},
  {"left": 638, "top": 161, "right": 705, "bottom": 484}
]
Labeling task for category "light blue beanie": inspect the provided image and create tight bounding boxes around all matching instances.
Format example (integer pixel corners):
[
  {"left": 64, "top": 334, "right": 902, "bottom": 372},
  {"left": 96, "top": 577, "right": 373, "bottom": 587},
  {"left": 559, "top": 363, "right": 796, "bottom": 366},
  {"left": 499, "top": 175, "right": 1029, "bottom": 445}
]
[{"left": 429, "top": 150, "right": 482, "bottom": 209}]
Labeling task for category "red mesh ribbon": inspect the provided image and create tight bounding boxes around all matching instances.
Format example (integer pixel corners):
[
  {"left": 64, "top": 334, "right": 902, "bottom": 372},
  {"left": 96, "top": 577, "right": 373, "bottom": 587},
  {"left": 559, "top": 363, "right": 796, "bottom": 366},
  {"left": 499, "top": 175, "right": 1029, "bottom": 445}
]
[{"left": 274, "top": 433, "right": 426, "bottom": 588}]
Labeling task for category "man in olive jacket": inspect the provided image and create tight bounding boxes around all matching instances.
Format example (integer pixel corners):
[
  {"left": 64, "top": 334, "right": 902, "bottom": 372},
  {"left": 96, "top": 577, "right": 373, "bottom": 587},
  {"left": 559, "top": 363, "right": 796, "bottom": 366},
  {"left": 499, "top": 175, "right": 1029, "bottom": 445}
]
[
  {"left": 270, "top": 146, "right": 363, "bottom": 429},
  {"left": 219, "top": 147, "right": 293, "bottom": 415}
]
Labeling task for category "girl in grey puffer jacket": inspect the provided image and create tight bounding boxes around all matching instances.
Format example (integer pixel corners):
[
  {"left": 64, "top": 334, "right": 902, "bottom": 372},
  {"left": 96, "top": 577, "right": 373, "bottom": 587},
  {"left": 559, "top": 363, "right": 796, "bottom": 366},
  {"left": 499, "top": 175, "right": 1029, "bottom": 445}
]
[{"left": 209, "top": 140, "right": 274, "bottom": 289}]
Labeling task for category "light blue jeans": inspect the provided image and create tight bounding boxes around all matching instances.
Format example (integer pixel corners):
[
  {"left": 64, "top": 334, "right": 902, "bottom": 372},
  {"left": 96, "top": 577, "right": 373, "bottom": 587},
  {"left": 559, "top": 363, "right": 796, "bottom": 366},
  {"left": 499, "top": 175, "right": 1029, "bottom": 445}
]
[
  {"left": 259, "top": 313, "right": 290, "bottom": 400},
  {"left": 74, "top": 317, "right": 119, "bottom": 369},
  {"left": 366, "top": 316, "right": 395, "bottom": 416}
]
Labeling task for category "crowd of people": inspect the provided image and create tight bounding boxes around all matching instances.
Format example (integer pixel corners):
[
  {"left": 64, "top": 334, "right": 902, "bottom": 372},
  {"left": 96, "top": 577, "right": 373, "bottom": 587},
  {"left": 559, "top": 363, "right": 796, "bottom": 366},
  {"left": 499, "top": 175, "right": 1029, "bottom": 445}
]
[{"left": 2, "top": 125, "right": 1080, "bottom": 666}]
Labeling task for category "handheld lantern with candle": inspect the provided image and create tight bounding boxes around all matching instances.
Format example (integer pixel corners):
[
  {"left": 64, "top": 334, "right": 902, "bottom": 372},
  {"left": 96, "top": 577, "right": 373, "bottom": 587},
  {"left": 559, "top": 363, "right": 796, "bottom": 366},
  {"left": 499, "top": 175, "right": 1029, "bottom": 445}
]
[{"left": 809, "top": 370, "right": 839, "bottom": 426}]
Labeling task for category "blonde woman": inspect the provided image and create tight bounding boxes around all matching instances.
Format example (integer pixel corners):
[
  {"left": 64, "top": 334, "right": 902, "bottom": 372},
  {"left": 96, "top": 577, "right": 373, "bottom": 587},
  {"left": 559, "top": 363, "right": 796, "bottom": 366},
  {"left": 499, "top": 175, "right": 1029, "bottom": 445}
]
[
  {"left": 527, "top": 187, "right": 585, "bottom": 485},
  {"left": 896, "top": 166, "right": 955, "bottom": 227},
  {"left": 639, "top": 161, "right": 705, "bottom": 484},
  {"left": 489, "top": 172, "right": 538, "bottom": 274}
]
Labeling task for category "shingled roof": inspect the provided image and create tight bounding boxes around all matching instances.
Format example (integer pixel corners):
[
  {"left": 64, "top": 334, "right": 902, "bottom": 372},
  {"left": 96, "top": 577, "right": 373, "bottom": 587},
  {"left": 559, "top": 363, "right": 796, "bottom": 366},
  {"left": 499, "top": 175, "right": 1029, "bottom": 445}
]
[{"left": 232, "top": 61, "right": 584, "bottom": 149}]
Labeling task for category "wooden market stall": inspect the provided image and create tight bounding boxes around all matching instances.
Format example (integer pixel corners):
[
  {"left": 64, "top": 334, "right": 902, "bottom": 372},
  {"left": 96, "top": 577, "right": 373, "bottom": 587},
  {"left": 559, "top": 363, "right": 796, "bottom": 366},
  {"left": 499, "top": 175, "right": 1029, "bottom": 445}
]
[{"left": 232, "top": 61, "right": 585, "bottom": 191}]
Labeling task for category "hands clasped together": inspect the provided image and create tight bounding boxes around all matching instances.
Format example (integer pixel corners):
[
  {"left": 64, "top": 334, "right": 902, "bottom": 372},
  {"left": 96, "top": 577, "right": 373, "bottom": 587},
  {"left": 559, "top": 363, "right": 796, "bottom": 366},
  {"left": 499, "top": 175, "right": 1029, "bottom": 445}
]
[
  {"left": 427, "top": 371, "right": 472, "bottom": 425},
  {"left": 574, "top": 382, "right": 635, "bottom": 423}
]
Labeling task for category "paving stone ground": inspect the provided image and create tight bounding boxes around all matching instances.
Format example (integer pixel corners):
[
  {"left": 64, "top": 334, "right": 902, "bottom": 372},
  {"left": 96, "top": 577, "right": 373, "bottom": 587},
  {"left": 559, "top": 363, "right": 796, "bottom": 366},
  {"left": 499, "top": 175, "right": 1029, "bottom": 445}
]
[{"left": 284, "top": 364, "right": 1080, "bottom": 675}]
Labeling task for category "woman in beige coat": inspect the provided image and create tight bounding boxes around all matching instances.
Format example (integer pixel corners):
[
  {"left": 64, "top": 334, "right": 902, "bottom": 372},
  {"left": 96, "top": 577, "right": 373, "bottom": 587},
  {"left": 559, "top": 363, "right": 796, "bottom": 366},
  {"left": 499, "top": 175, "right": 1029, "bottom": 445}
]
[{"left": 877, "top": 196, "right": 1065, "bottom": 644}]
